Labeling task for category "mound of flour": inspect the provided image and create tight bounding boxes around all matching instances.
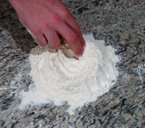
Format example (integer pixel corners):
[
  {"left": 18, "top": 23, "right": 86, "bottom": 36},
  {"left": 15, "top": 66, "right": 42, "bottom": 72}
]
[{"left": 20, "top": 34, "right": 119, "bottom": 114}]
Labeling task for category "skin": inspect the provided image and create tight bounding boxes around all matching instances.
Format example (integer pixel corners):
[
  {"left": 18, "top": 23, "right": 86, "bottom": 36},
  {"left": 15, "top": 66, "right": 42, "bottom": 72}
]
[{"left": 10, "top": 0, "right": 85, "bottom": 56}]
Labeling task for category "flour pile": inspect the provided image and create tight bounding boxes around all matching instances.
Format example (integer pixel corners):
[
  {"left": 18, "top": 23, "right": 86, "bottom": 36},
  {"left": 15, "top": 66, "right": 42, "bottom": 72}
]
[{"left": 20, "top": 34, "right": 120, "bottom": 114}]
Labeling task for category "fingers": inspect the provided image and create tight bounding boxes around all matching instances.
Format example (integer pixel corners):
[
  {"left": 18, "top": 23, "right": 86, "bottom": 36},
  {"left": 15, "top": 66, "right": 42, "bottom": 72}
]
[
  {"left": 43, "top": 28, "right": 61, "bottom": 48},
  {"left": 34, "top": 32, "right": 47, "bottom": 47},
  {"left": 29, "top": 28, "right": 61, "bottom": 48},
  {"left": 52, "top": 19, "right": 84, "bottom": 56},
  {"left": 51, "top": 1, "right": 85, "bottom": 53}
]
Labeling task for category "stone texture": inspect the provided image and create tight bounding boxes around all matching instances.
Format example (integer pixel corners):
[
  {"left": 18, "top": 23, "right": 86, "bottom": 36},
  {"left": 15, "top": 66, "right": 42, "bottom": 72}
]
[{"left": 0, "top": 0, "right": 145, "bottom": 128}]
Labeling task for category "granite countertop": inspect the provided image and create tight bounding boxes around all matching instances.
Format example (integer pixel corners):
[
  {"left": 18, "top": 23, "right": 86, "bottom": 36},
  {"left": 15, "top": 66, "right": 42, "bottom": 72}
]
[{"left": 0, "top": 0, "right": 145, "bottom": 127}]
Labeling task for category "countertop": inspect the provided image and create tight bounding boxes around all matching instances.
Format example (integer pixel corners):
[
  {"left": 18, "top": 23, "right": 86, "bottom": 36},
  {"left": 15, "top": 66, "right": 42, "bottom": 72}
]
[{"left": 0, "top": 0, "right": 145, "bottom": 127}]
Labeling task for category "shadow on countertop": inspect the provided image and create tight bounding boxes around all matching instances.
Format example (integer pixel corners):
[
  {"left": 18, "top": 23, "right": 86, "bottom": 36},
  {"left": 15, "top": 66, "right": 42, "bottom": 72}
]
[{"left": 0, "top": 0, "right": 36, "bottom": 53}]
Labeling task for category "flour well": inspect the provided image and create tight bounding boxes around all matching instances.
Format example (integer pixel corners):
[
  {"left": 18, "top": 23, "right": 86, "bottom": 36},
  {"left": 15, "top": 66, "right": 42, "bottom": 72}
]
[{"left": 20, "top": 34, "right": 120, "bottom": 114}]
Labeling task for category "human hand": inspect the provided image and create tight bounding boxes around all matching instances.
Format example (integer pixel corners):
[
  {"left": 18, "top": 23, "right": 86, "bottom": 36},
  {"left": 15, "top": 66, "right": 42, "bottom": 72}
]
[{"left": 10, "top": 0, "right": 85, "bottom": 56}]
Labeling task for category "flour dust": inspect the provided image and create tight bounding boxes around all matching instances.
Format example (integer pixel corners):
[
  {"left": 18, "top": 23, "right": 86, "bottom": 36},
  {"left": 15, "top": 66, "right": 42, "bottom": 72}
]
[{"left": 20, "top": 34, "right": 120, "bottom": 114}]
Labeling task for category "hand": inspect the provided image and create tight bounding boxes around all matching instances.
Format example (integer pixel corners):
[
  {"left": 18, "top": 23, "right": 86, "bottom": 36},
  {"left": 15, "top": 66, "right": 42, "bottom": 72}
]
[{"left": 10, "top": 0, "right": 85, "bottom": 56}]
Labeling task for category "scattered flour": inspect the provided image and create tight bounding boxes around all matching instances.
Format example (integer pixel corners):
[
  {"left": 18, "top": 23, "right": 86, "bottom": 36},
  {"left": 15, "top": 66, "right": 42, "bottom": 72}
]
[{"left": 20, "top": 34, "right": 120, "bottom": 114}]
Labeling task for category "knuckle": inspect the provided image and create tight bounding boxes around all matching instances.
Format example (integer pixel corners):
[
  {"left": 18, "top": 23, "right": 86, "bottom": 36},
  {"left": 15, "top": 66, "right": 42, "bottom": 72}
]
[
  {"left": 62, "top": 11, "right": 71, "bottom": 19},
  {"left": 63, "top": 11, "right": 70, "bottom": 18},
  {"left": 30, "top": 27, "right": 39, "bottom": 35},
  {"left": 51, "top": 14, "right": 61, "bottom": 22}
]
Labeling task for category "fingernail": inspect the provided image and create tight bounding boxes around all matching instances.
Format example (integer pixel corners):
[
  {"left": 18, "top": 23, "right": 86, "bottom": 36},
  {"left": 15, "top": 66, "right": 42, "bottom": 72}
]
[{"left": 75, "top": 55, "right": 80, "bottom": 60}]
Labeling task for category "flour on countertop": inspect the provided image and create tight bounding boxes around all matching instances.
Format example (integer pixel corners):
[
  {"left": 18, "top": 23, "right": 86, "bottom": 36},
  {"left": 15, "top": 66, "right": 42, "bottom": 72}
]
[{"left": 20, "top": 34, "right": 120, "bottom": 114}]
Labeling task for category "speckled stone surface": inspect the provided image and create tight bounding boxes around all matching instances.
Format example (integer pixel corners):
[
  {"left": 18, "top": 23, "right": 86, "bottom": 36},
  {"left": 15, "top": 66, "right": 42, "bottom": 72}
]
[{"left": 0, "top": 0, "right": 145, "bottom": 128}]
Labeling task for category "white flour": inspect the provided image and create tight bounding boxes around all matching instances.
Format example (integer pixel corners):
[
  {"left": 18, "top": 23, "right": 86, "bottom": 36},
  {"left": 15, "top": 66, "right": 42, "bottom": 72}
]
[{"left": 20, "top": 34, "right": 120, "bottom": 114}]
